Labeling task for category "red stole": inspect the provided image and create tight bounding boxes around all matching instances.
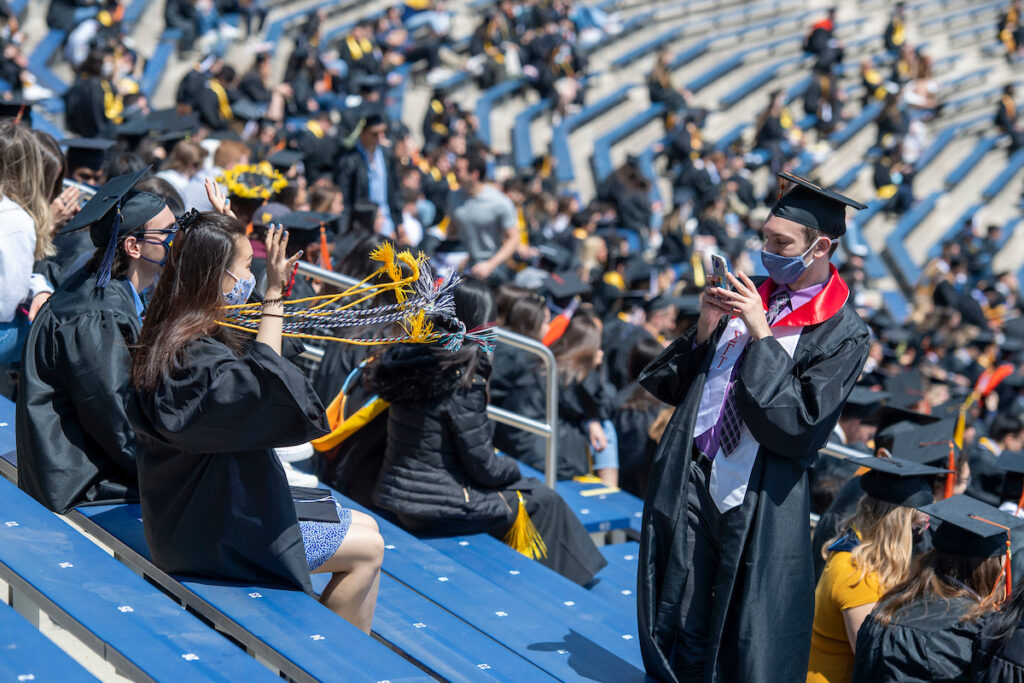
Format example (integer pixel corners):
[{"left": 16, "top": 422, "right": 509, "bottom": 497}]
[{"left": 756, "top": 264, "right": 849, "bottom": 328}]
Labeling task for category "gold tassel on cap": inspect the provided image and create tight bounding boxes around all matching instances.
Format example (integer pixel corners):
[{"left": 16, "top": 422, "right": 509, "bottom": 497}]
[{"left": 503, "top": 491, "right": 547, "bottom": 560}]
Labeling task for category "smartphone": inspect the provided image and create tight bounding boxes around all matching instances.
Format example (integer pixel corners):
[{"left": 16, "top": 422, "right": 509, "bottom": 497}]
[{"left": 709, "top": 253, "right": 732, "bottom": 292}]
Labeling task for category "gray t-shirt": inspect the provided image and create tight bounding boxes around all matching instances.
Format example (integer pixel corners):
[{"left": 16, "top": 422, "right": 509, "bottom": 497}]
[{"left": 447, "top": 185, "right": 517, "bottom": 263}]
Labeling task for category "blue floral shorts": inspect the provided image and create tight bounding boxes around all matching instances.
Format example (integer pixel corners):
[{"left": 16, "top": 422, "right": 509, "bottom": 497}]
[{"left": 299, "top": 503, "right": 352, "bottom": 572}]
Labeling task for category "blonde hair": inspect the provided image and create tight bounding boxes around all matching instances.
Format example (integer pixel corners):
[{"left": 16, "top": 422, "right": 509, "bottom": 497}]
[
  {"left": 579, "top": 236, "right": 606, "bottom": 275},
  {"left": 0, "top": 121, "right": 54, "bottom": 259},
  {"left": 823, "top": 494, "right": 916, "bottom": 591}
]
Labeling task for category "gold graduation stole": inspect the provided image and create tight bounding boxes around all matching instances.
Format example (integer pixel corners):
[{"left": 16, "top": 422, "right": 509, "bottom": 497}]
[
  {"left": 345, "top": 35, "right": 373, "bottom": 60},
  {"left": 208, "top": 79, "right": 234, "bottom": 122},
  {"left": 445, "top": 172, "right": 459, "bottom": 191},
  {"left": 780, "top": 107, "right": 793, "bottom": 130},
  {"left": 306, "top": 119, "right": 325, "bottom": 138},
  {"left": 100, "top": 80, "right": 124, "bottom": 124},
  {"left": 1003, "top": 95, "right": 1017, "bottom": 122},
  {"left": 892, "top": 18, "right": 905, "bottom": 46}
]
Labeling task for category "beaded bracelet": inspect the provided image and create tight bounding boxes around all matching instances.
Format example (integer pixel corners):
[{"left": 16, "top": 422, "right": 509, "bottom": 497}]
[{"left": 263, "top": 297, "right": 285, "bottom": 306}]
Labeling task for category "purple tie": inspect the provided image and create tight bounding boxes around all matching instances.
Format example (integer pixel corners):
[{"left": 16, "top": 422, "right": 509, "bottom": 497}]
[{"left": 715, "top": 290, "right": 791, "bottom": 457}]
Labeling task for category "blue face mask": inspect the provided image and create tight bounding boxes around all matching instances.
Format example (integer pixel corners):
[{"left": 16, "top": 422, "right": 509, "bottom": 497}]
[
  {"left": 760, "top": 238, "right": 834, "bottom": 285},
  {"left": 140, "top": 230, "right": 175, "bottom": 268},
  {"left": 224, "top": 270, "right": 256, "bottom": 306}
]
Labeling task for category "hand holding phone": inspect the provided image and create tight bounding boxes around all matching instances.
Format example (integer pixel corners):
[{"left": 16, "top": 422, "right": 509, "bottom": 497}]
[{"left": 709, "top": 253, "right": 733, "bottom": 292}]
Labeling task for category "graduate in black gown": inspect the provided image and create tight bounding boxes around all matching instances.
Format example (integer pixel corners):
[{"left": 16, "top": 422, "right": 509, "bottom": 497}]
[
  {"left": 17, "top": 169, "right": 175, "bottom": 513},
  {"left": 636, "top": 172, "right": 871, "bottom": 683},
  {"left": 128, "top": 212, "right": 385, "bottom": 632},
  {"left": 973, "top": 581, "right": 1024, "bottom": 682},
  {"left": 853, "top": 495, "right": 1022, "bottom": 683}
]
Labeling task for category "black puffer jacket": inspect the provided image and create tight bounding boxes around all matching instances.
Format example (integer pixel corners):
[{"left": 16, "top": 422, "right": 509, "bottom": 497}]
[{"left": 368, "top": 345, "right": 521, "bottom": 531}]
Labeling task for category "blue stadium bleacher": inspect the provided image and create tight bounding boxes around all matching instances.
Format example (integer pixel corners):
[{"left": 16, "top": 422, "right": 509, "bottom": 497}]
[
  {"left": 516, "top": 459, "right": 644, "bottom": 533},
  {"left": 27, "top": 30, "right": 68, "bottom": 97},
  {"left": 884, "top": 190, "right": 944, "bottom": 290},
  {"left": 476, "top": 77, "right": 529, "bottom": 147},
  {"left": 139, "top": 30, "right": 182, "bottom": 99},
  {"left": 719, "top": 53, "right": 806, "bottom": 110},
  {"left": 945, "top": 137, "right": 1000, "bottom": 188},
  {"left": 591, "top": 104, "right": 665, "bottom": 185},
  {"left": 0, "top": 601, "right": 95, "bottom": 682},
  {"left": 918, "top": 0, "right": 1005, "bottom": 33},
  {"left": 981, "top": 147, "right": 1024, "bottom": 200},
  {"left": 513, "top": 97, "right": 553, "bottom": 171},
  {"left": 552, "top": 85, "right": 632, "bottom": 183},
  {"left": 0, "top": 476, "right": 280, "bottom": 683},
  {"left": 926, "top": 202, "right": 982, "bottom": 260},
  {"left": 827, "top": 100, "right": 884, "bottom": 147}
]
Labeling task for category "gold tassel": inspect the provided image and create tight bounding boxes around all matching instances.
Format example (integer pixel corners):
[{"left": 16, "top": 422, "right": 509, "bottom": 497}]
[{"left": 503, "top": 491, "right": 547, "bottom": 560}]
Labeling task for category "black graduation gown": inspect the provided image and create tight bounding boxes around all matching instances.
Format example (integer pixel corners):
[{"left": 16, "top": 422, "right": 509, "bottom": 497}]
[
  {"left": 63, "top": 77, "right": 109, "bottom": 138},
  {"left": 129, "top": 338, "right": 329, "bottom": 593},
  {"left": 636, "top": 301, "right": 869, "bottom": 683},
  {"left": 16, "top": 270, "right": 141, "bottom": 513},
  {"left": 853, "top": 596, "right": 983, "bottom": 683},
  {"left": 490, "top": 345, "right": 548, "bottom": 467},
  {"left": 973, "top": 622, "right": 1024, "bottom": 683}
]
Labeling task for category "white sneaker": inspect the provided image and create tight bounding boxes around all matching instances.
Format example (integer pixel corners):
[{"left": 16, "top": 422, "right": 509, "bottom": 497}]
[{"left": 276, "top": 442, "right": 314, "bottom": 462}]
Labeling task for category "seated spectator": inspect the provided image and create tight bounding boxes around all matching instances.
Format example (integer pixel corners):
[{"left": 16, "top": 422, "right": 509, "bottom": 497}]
[
  {"left": 0, "top": 121, "right": 56, "bottom": 364},
  {"left": 883, "top": 2, "right": 907, "bottom": 54},
  {"left": 196, "top": 64, "right": 238, "bottom": 131},
  {"left": 901, "top": 55, "right": 939, "bottom": 119},
  {"left": 613, "top": 337, "right": 666, "bottom": 497},
  {"left": 872, "top": 146, "right": 914, "bottom": 215},
  {"left": 156, "top": 139, "right": 207, "bottom": 196},
  {"left": 755, "top": 89, "right": 800, "bottom": 174},
  {"left": 853, "top": 496, "right": 1019, "bottom": 682},
  {"left": 64, "top": 48, "right": 119, "bottom": 138},
  {"left": 966, "top": 411, "right": 1023, "bottom": 506},
  {"left": 164, "top": 0, "right": 199, "bottom": 53},
  {"left": 996, "top": 84, "right": 1024, "bottom": 152},
  {"left": 804, "top": 63, "right": 843, "bottom": 138},
  {"left": 366, "top": 279, "right": 607, "bottom": 585},
  {"left": 875, "top": 92, "right": 908, "bottom": 149},
  {"left": 999, "top": 0, "right": 1024, "bottom": 62},
  {"left": 804, "top": 9, "right": 836, "bottom": 56},
  {"left": 129, "top": 213, "right": 384, "bottom": 632},
  {"left": 596, "top": 156, "right": 653, "bottom": 237}
]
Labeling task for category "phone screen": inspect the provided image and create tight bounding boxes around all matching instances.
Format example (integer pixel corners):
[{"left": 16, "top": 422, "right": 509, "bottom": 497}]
[{"left": 710, "top": 254, "right": 732, "bottom": 291}]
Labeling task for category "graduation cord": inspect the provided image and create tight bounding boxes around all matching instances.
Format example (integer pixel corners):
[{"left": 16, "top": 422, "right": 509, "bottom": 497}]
[
  {"left": 968, "top": 514, "right": 1013, "bottom": 604},
  {"left": 216, "top": 242, "right": 497, "bottom": 352}
]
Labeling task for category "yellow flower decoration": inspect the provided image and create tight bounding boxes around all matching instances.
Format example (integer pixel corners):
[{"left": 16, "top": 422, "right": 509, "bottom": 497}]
[{"left": 218, "top": 162, "right": 289, "bottom": 200}]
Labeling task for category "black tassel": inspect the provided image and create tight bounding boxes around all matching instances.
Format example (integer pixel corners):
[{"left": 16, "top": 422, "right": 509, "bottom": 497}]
[{"left": 95, "top": 199, "right": 122, "bottom": 289}]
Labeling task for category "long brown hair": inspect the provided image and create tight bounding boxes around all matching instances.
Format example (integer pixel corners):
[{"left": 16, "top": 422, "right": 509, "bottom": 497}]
[
  {"left": 872, "top": 550, "right": 1006, "bottom": 625},
  {"left": 130, "top": 212, "right": 246, "bottom": 393},
  {"left": 823, "top": 495, "right": 916, "bottom": 591},
  {"left": 0, "top": 121, "right": 55, "bottom": 258},
  {"left": 551, "top": 309, "right": 601, "bottom": 385}
]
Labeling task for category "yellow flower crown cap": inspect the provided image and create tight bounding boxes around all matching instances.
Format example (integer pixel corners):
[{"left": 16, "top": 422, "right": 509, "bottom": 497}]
[{"left": 218, "top": 162, "right": 289, "bottom": 200}]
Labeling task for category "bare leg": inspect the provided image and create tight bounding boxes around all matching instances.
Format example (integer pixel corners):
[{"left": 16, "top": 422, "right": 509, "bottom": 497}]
[
  {"left": 596, "top": 467, "right": 619, "bottom": 488},
  {"left": 312, "top": 510, "right": 384, "bottom": 633}
]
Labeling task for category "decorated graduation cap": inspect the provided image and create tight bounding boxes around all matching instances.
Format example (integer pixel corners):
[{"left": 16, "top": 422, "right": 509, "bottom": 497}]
[
  {"left": 219, "top": 161, "right": 288, "bottom": 200},
  {"left": 64, "top": 138, "right": 116, "bottom": 171},
  {"left": 858, "top": 456, "right": 951, "bottom": 508},
  {"left": 61, "top": 167, "right": 168, "bottom": 289},
  {"left": 770, "top": 171, "right": 867, "bottom": 238}
]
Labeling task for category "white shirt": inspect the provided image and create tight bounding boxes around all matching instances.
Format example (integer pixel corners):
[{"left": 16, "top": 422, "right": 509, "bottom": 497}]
[{"left": 0, "top": 197, "right": 51, "bottom": 323}]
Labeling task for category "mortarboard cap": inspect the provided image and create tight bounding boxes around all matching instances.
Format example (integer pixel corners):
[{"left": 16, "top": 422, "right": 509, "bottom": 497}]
[
  {"left": 0, "top": 98, "right": 31, "bottom": 122},
  {"left": 64, "top": 138, "right": 116, "bottom": 171},
  {"left": 351, "top": 199, "right": 380, "bottom": 230},
  {"left": 890, "top": 418, "right": 959, "bottom": 466},
  {"left": 992, "top": 451, "right": 1024, "bottom": 475},
  {"left": 61, "top": 167, "right": 169, "bottom": 289},
  {"left": 356, "top": 73, "right": 385, "bottom": 92},
  {"left": 843, "top": 386, "right": 890, "bottom": 421},
  {"left": 110, "top": 116, "right": 157, "bottom": 146},
  {"left": 883, "top": 370, "right": 927, "bottom": 409},
  {"left": 268, "top": 149, "right": 304, "bottom": 172},
  {"left": 920, "top": 495, "right": 1024, "bottom": 558},
  {"left": 544, "top": 271, "right": 591, "bottom": 301},
  {"left": 276, "top": 211, "right": 341, "bottom": 243},
  {"left": 770, "top": 171, "right": 867, "bottom": 238},
  {"left": 676, "top": 293, "right": 702, "bottom": 318},
  {"left": 251, "top": 201, "right": 291, "bottom": 229},
  {"left": 858, "top": 456, "right": 951, "bottom": 508},
  {"left": 874, "top": 405, "right": 942, "bottom": 442}
]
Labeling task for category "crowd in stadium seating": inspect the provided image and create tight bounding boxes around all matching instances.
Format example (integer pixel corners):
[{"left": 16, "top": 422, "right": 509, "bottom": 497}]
[{"left": 2, "top": 0, "right": 1024, "bottom": 679}]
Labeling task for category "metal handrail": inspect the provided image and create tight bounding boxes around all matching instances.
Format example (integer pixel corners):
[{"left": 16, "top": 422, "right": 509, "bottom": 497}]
[{"left": 293, "top": 261, "right": 561, "bottom": 488}]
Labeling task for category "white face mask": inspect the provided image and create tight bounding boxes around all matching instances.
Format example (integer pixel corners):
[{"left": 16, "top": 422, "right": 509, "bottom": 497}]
[{"left": 102, "top": 61, "right": 114, "bottom": 78}]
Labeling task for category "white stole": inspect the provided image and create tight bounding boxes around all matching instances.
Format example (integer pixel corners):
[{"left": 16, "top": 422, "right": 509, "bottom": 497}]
[{"left": 693, "top": 316, "right": 803, "bottom": 512}]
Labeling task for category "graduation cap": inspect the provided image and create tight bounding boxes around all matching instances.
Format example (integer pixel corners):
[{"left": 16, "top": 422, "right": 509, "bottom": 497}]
[
  {"left": 676, "top": 294, "right": 702, "bottom": 318},
  {"left": 883, "top": 370, "right": 926, "bottom": 409},
  {"left": 992, "top": 450, "right": 1024, "bottom": 512},
  {"left": 64, "top": 138, "right": 116, "bottom": 171},
  {"left": 251, "top": 201, "right": 291, "bottom": 228},
  {"left": 356, "top": 73, "right": 385, "bottom": 92},
  {"left": 268, "top": 149, "right": 304, "bottom": 174},
  {"left": 276, "top": 211, "right": 341, "bottom": 244},
  {"left": 350, "top": 199, "right": 379, "bottom": 229},
  {"left": 0, "top": 98, "right": 31, "bottom": 123},
  {"left": 110, "top": 117, "right": 157, "bottom": 146},
  {"left": 858, "top": 456, "right": 951, "bottom": 508},
  {"left": 843, "top": 385, "right": 890, "bottom": 421},
  {"left": 544, "top": 271, "right": 591, "bottom": 301},
  {"left": 890, "top": 418, "right": 959, "bottom": 466},
  {"left": 921, "top": 495, "right": 1024, "bottom": 559},
  {"left": 61, "top": 167, "right": 168, "bottom": 289},
  {"left": 874, "top": 405, "right": 942, "bottom": 443},
  {"left": 770, "top": 171, "right": 867, "bottom": 238}
]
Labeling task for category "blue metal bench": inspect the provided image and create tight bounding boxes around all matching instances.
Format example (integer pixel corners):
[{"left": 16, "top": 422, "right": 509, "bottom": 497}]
[
  {"left": 552, "top": 85, "right": 632, "bottom": 183},
  {"left": 919, "top": 0, "right": 1003, "bottom": 31},
  {"left": 27, "top": 30, "right": 68, "bottom": 96},
  {"left": 139, "top": 30, "right": 181, "bottom": 99},
  {"left": 833, "top": 162, "right": 865, "bottom": 192},
  {"left": 591, "top": 104, "right": 665, "bottom": 185},
  {"left": 720, "top": 54, "right": 806, "bottom": 110},
  {"left": 845, "top": 199, "right": 888, "bottom": 280},
  {"left": 71, "top": 502, "right": 435, "bottom": 683},
  {"left": 0, "top": 600, "right": 96, "bottom": 682},
  {"left": 422, "top": 533, "right": 637, "bottom": 638},
  {"left": 884, "top": 190, "right": 943, "bottom": 290},
  {"left": 944, "top": 136, "right": 999, "bottom": 188},
  {"left": 476, "top": 77, "right": 528, "bottom": 147},
  {"left": 122, "top": 0, "right": 150, "bottom": 30},
  {"left": 513, "top": 98, "right": 552, "bottom": 171},
  {"left": 0, "top": 477, "right": 279, "bottom": 683},
  {"left": 828, "top": 100, "right": 884, "bottom": 147},
  {"left": 981, "top": 147, "right": 1024, "bottom": 200},
  {"left": 324, "top": 490, "right": 650, "bottom": 680},
  {"left": 515, "top": 460, "right": 644, "bottom": 533}
]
